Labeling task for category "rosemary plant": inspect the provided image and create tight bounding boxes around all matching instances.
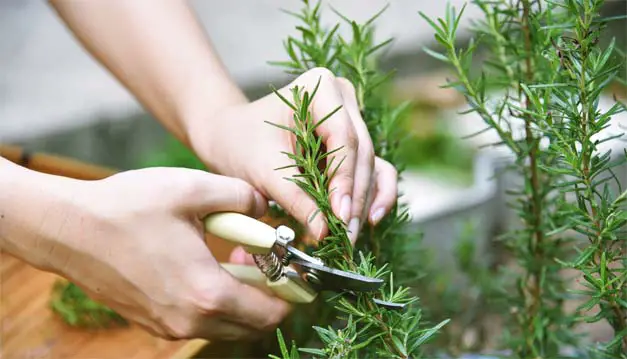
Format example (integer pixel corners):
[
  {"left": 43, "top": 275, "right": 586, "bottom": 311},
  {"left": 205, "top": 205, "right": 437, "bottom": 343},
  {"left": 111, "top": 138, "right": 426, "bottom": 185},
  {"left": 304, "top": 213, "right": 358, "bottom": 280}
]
[
  {"left": 50, "top": 280, "right": 127, "bottom": 329},
  {"left": 268, "top": 1, "right": 447, "bottom": 358},
  {"left": 421, "top": 0, "right": 626, "bottom": 357}
]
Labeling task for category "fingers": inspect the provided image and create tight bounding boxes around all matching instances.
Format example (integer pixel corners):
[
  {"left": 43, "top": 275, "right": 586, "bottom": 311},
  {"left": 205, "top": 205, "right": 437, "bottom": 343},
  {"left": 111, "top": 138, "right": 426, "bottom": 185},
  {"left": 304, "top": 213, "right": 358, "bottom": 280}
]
[
  {"left": 292, "top": 68, "right": 358, "bottom": 226},
  {"left": 188, "top": 261, "right": 291, "bottom": 339},
  {"left": 177, "top": 170, "right": 268, "bottom": 219},
  {"left": 335, "top": 78, "right": 375, "bottom": 244},
  {"left": 368, "top": 158, "right": 398, "bottom": 225},
  {"left": 216, "top": 271, "right": 292, "bottom": 333}
]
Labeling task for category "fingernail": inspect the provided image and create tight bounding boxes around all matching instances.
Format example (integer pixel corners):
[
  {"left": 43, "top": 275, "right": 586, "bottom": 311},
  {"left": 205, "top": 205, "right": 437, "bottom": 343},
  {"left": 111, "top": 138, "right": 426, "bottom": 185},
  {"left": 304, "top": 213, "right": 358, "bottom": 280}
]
[
  {"left": 340, "top": 195, "right": 351, "bottom": 223},
  {"left": 314, "top": 219, "right": 325, "bottom": 244},
  {"left": 348, "top": 218, "right": 360, "bottom": 244},
  {"left": 370, "top": 208, "right": 385, "bottom": 224}
]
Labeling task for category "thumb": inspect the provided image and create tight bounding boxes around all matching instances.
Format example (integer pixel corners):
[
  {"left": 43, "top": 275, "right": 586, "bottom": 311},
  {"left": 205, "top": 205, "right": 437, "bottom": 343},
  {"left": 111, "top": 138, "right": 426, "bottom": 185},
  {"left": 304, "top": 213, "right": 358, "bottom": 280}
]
[{"left": 177, "top": 171, "right": 267, "bottom": 219}]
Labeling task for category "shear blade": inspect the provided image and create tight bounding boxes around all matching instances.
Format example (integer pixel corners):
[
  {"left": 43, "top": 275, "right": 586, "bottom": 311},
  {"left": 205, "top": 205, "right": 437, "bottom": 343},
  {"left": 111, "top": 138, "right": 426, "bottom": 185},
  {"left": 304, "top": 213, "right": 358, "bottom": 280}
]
[
  {"left": 291, "top": 258, "right": 384, "bottom": 292},
  {"left": 341, "top": 292, "right": 407, "bottom": 311},
  {"left": 373, "top": 298, "right": 407, "bottom": 310}
]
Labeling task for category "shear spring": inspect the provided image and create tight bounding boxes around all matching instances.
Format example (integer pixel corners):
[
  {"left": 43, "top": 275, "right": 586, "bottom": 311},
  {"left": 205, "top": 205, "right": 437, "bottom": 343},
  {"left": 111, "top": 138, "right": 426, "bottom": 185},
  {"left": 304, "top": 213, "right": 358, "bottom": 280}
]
[{"left": 253, "top": 252, "right": 283, "bottom": 282}]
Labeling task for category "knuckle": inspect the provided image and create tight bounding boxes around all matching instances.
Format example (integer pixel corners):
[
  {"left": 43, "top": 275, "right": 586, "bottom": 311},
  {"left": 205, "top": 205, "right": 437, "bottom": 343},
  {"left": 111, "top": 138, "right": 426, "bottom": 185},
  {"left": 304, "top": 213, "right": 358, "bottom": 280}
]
[
  {"left": 353, "top": 192, "right": 368, "bottom": 211},
  {"left": 259, "top": 307, "right": 287, "bottom": 332},
  {"left": 376, "top": 156, "right": 391, "bottom": 169},
  {"left": 234, "top": 183, "right": 256, "bottom": 211},
  {"left": 345, "top": 130, "right": 359, "bottom": 151},
  {"left": 185, "top": 270, "right": 230, "bottom": 318},
  {"left": 286, "top": 190, "right": 309, "bottom": 220},
  {"left": 190, "top": 287, "right": 228, "bottom": 319},
  {"left": 361, "top": 144, "right": 375, "bottom": 166},
  {"left": 305, "top": 67, "right": 335, "bottom": 82},
  {"left": 336, "top": 77, "right": 356, "bottom": 93},
  {"left": 376, "top": 158, "right": 398, "bottom": 183},
  {"left": 175, "top": 172, "right": 206, "bottom": 200},
  {"left": 162, "top": 317, "right": 195, "bottom": 340}
]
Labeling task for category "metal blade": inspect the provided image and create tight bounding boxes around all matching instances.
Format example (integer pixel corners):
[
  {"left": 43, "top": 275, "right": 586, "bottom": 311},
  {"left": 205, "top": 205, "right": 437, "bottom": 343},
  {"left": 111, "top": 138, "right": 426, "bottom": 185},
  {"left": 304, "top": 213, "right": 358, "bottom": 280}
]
[
  {"left": 373, "top": 298, "right": 407, "bottom": 310},
  {"left": 284, "top": 245, "right": 324, "bottom": 266},
  {"left": 290, "top": 258, "right": 384, "bottom": 292},
  {"left": 340, "top": 291, "right": 407, "bottom": 311}
]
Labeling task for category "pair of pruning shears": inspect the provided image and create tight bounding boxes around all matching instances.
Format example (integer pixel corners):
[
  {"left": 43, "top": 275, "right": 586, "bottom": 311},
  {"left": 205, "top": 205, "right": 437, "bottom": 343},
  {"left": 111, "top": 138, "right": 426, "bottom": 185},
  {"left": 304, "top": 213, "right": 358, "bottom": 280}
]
[{"left": 203, "top": 212, "right": 404, "bottom": 309}]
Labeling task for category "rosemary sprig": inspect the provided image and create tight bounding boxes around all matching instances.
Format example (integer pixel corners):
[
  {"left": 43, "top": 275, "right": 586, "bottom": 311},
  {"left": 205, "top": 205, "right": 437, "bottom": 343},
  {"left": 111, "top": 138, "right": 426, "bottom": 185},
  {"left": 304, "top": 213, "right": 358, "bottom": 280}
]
[
  {"left": 265, "top": 81, "right": 353, "bottom": 266},
  {"left": 50, "top": 280, "right": 127, "bottom": 329}
]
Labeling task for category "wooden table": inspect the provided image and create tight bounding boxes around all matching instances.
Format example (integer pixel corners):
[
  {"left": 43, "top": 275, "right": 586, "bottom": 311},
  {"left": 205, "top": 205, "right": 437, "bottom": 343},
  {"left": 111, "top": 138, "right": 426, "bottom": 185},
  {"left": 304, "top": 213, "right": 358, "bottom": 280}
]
[{"left": 0, "top": 249, "right": 210, "bottom": 359}]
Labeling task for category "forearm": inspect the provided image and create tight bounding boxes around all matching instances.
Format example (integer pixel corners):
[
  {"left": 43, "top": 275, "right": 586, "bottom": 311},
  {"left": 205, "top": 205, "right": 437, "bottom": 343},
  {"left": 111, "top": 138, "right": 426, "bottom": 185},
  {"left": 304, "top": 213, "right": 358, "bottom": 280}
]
[
  {"left": 0, "top": 157, "right": 82, "bottom": 272},
  {"left": 48, "top": 0, "right": 248, "bottom": 146}
]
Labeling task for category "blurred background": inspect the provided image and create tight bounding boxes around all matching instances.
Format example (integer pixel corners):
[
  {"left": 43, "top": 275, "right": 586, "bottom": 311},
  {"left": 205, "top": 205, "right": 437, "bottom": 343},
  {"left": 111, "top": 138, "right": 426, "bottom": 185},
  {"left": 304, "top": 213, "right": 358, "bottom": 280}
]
[
  {"left": 1, "top": 0, "right": 625, "bottom": 357},
  {"left": 1, "top": 0, "right": 481, "bottom": 166}
]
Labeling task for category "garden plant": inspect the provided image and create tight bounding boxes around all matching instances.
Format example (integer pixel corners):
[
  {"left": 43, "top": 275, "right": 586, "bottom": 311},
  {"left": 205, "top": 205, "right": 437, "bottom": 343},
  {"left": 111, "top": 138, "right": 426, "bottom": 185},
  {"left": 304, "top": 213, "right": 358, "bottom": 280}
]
[{"left": 420, "top": 0, "right": 626, "bottom": 357}]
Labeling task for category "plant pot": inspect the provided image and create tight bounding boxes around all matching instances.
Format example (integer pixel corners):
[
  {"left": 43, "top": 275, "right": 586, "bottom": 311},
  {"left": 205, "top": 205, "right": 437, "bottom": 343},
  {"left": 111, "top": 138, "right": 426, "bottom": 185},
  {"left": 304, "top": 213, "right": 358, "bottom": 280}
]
[{"left": 0, "top": 144, "right": 253, "bottom": 359}]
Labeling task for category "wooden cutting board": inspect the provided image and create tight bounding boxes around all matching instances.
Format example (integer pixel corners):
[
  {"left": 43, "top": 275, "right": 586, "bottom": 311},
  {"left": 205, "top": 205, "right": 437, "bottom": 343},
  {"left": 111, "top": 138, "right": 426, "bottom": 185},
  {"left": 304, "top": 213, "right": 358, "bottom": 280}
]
[{"left": 0, "top": 249, "right": 211, "bottom": 359}]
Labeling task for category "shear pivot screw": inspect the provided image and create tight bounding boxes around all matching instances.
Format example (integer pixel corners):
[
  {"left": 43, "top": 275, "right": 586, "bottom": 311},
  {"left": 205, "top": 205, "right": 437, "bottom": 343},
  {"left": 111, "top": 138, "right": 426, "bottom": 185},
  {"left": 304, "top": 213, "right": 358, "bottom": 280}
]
[{"left": 275, "top": 225, "right": 295, "bottom": 247}]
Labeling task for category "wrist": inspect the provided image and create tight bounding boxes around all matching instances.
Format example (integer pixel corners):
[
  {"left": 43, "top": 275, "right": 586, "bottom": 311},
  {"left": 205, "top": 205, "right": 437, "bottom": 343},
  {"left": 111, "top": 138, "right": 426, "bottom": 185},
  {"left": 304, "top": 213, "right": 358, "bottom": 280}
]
[
  {"left": 177, "top": 74, "right": 249, "bottom": 149},
  {"left": 182, "top": 93, "right": 248, "bottom": 173},
  {"left": 0, "top": 158, "right": 86, "bottom": 272}
]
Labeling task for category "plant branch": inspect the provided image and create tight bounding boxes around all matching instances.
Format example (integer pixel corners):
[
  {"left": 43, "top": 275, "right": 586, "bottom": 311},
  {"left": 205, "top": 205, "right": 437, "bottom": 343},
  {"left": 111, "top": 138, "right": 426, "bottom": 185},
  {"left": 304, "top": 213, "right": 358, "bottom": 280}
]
[{"left": 519, "top": 1, "right": 548, "bottom": 353}]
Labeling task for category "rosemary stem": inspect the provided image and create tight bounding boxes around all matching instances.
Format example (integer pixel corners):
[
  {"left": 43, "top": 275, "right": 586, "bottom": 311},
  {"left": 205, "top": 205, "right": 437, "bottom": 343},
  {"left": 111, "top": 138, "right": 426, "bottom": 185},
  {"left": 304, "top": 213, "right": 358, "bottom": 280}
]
[{"left": 519, "top": 4, "right": 547, "bottom": 354}]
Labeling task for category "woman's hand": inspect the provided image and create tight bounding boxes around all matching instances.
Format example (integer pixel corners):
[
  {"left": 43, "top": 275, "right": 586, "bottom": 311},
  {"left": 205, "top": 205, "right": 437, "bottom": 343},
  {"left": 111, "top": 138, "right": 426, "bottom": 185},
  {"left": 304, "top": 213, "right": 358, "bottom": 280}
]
[
  {"left": 48, "top": 1, "right": 397, "bottom": 244},
  {"left": 188, "top": 68, "right": 398, "bottom": 244},
  {"left": 0, "top": 163, "right": 290, "bottom": 341}
]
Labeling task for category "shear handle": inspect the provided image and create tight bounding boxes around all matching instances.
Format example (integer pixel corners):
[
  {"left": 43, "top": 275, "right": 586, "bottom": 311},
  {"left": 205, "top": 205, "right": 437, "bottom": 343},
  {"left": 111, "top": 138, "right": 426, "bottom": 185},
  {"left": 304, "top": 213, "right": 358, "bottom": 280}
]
[
  {"left": 220, "top": 263, "right": 317, "bottom": 303},
  {"left": 203, "top": 212, "right": 276, "bottom": 254}
]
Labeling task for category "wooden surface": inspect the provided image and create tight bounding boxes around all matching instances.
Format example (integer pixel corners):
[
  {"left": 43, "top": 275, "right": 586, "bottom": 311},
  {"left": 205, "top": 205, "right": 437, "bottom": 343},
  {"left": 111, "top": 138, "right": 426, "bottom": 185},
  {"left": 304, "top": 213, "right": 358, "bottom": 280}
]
[
  {"left": 0, "top": 250, "right": 208, "bottom": 359},
  {"left": 0, "top": 144, "right": 249, "bottom": 358},
  {"left": 0, "top": 144, "right": 117, "bottom": 180}
]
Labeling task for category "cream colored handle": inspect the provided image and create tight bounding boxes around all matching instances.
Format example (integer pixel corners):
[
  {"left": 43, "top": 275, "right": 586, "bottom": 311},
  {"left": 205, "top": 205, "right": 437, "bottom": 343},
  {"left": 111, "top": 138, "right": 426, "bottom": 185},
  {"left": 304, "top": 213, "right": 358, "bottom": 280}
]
[
  {"left": 220, "top": 263, "right": 269, "bottom": 289},
  {"left": 220, "top": 263, "right": 317, "bottom": 304},
  {"left": 203, "top": 212, "right": 276, "bottom": 254}
]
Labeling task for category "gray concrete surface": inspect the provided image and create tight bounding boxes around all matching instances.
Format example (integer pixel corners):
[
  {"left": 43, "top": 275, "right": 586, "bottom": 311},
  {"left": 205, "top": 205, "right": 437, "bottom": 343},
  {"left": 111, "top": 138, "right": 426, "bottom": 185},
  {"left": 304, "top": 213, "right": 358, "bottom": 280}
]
[{"left": 0, "top": 0, "right": 480, "bottom": 143}]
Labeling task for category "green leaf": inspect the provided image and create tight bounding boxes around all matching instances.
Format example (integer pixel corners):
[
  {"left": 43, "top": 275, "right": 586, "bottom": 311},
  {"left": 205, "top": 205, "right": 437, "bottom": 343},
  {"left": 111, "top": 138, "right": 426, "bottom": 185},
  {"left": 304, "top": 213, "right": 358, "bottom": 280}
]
[
  {"left": 275, "top": 329, "right": 291, "bottom": 359},
  {"left": 391, "top": 336, "right": 407, "bottom": 357},
  {"left": 574, "top": 245, "right": 598, "bottom": 267},
  {"left": 312, "top": 105, "right": 343, "bottom": 131},
  {"left": 298, "top": 347, "right": 326, "bottom": 356},
  {"left": 413, "top": 319, "right": 450, "bottom": 347},
  {"left": 422, "top": 46, "right": 450, "bottom": 63}
]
